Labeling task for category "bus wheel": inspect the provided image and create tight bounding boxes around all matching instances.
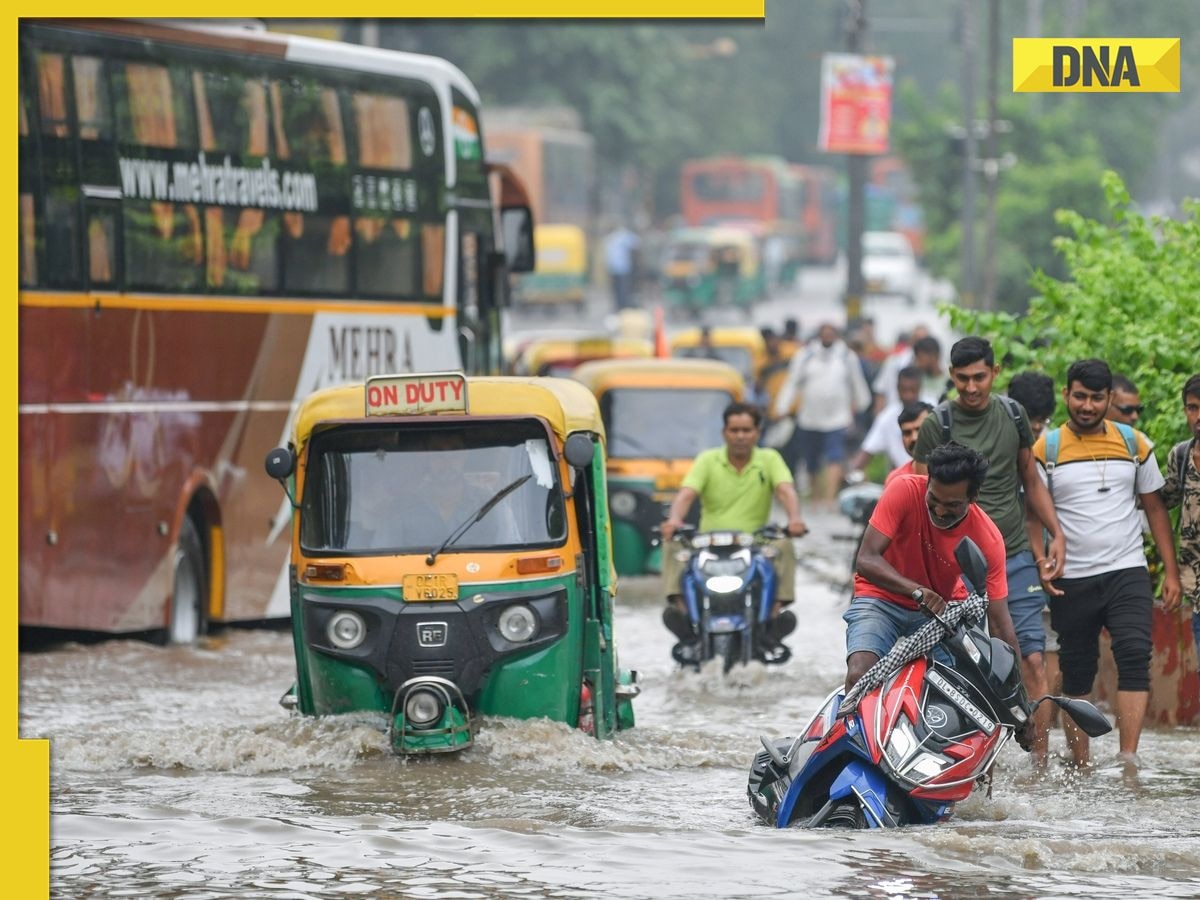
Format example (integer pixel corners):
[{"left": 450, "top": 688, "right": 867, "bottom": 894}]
[{"left": 167, "top": 517, "right": 208, "bottom": 645}]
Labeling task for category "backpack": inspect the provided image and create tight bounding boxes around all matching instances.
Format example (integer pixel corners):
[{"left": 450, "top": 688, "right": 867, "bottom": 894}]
[
  {"left": 1043, "top": 421, "right": 1139, "bottom": 499},
  {"left": 1172, "top": 438, "right": 1196, "bottom": 491},
  {"left": 934, "top": 396, "right": 1025, "bottom": 446}
]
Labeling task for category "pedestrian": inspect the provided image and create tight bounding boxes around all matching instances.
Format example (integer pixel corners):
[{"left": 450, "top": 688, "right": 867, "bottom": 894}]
[
  {"left": 873, "top": 332, "right": 943, "bottom": 412},
  {"left": 848, "top": 366, "right": 926, "bottom": 475},
  {"left": 884, "top": 401, "right": 933, "bottom": 486},
  {"left": 773, "top": 323, "right": 872, "bottom": 510},
  {"left": 1162, "top": 373, "right": 1200, "bottom": 672},
  {"left": 1007, "top": 370, "right": 1057, "bottom": 441},
  {"left": 1107, "top": 373, "right": 1144, "bottom": 428},
  {"left": 912, "top": 335, "right": 1066, "bottom": 769},
  {"left": 1033, "top": 358, "right": 1182, "bottom": 769},
  {"left": 845, "top": 441, "right": 1026, "bottom": 707},
  {"left": 604, "top": 222, "right": 640, "bottom": 311}
]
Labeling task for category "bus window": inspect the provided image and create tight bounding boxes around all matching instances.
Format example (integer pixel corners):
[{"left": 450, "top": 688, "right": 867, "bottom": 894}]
[
  {"left": 355, "top": 216, "right": 417, "bottom": 297},
  {"left": 270, "top": 79, "right": 347, "bottom": 164},
  {"left": 36, "top": 51, "right": 69, "bottom": 137},
  {"left": 87, "top": 205, "right": 117, "bottom": 286},
  {"left": 196, "top": 71, "right": 270, "bottom": 156},
  {"left": 282, "top": 212, "right": 350, "bottom": 295},
  {"left": 113, "top": 61, "right": 196, "bottom": 149},
  {"left": 72, "top": 55, "right": 111, "bottom": 141},
  {"left": 20, "top": 194, "right": 37, "bottom": 287},
  {"left": 124, "top": 200, "right": 202, "bottom": 291},
  {"left": 208, "top": 207, "right": 278, "bottom": 293},
  {"left": 352, "top": 92, "right": 411, "bottom": 170},
  {"left": 423, "top": 223, "right": 446, "bottom": 298}
]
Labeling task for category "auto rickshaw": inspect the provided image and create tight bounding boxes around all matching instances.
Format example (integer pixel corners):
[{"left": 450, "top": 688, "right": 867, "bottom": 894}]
[
  {"left": 510, "top": 334, "right": 653, "bottom": 378},
  {"left": 264, "top": 371, "right": 639, "bottom": 754},
  {"left": 669, "top": 325, "right": 767, "bottom": 386},
  {"left": 660, "top": 225, "right": 765, "bottom": 316},
  {"left": 512, "top": 224, "right": 588, "bottom": 312},
  {"left": 572, "top": 358, "right": 744, "bottom": 576}
]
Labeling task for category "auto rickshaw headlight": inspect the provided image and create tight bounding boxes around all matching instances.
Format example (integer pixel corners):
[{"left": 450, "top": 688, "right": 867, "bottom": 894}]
[
  {"left": 610, "top": 490, "right": 637, "bottom": 517},
  {"left": 404, "top": 689, "right": 444, "bottom": 728},
  {"left": 327, "top": 610, "right": 366, "bottom": 650},
  {"left": 498, "top": 604, "right": 538, "bottom": 643}
]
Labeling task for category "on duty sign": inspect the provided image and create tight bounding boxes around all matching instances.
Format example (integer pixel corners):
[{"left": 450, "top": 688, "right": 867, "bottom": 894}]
[{"left": 365, "top": 372, "right": 468, "bottom": 416}]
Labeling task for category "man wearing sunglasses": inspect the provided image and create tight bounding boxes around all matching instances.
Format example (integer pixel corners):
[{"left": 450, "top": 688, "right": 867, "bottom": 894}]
[{"left": 1108, "top": 374, "right": 1145, "bottom": 428}]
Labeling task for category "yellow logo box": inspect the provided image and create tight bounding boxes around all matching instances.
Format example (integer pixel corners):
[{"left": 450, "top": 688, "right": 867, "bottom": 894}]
[{"left": 1013, "top": 38, "right": 1179, "bottom": 92}]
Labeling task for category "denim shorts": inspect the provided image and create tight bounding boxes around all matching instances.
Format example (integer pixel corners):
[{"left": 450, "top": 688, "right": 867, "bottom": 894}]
[
  {"left": 844, "top": 596, "right": 949, "bottom": 662},
  {"left": 1004, "top": 549, "right": 1047, "bottom": 657}
]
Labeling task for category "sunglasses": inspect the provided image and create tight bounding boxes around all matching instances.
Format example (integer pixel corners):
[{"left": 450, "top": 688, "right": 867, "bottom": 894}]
[{"left": 1115, "top": 404, "right": 1145, "bottom": 415}]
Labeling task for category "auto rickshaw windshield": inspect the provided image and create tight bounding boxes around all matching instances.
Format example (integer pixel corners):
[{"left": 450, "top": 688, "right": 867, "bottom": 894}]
[
  {"left": 675, "top": 345, "right": 753, "bottom": 380},
  {"left": 601, "top": 388, "right": 729, "bottom": 459},
  {"left": 300, "top": 420, "right": 566, "bottom": 555}
]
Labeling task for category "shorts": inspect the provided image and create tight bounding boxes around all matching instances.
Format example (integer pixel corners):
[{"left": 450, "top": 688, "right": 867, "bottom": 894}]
[
  {"left": 798, "top": 427, "right": 848, "bottom": 473},
  {"left": 1049, "top": 567, "right": 1152, "bottom": 695},
  {"left": 1003, "top": 550, "right": 1048, "bottom": 657},
  {"left": 843, "top": 596, "right": 952, "bottom": 665}
]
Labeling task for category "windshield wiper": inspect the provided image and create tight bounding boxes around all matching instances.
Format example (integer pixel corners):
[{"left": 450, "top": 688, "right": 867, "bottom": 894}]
[{"left": 425, "top": 474, "right": 532, "bottom": 566}]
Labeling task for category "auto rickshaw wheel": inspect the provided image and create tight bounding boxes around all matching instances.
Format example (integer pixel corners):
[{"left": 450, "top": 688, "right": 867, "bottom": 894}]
[{"left": 166, "top": 516, "right": 208, "bottom": 645}]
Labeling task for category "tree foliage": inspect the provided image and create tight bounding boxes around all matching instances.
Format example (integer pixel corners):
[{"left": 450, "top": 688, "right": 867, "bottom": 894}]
[{"left": 944, "top": 171, "right": 1200, "bottom": 457}]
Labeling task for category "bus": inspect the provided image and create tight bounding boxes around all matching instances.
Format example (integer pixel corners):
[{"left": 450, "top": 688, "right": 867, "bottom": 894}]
[
  {"left": 483, "top": 112, "right": 595, "bottom": 309},
  {"left": 790, "top": 163, "right": 839, "bottom": 265},
  {"left": 18, "top": 19, "right": 534, "bottom": 642},
  {"left": 679, "top": 155, "right": 805, "bottom": 288}
]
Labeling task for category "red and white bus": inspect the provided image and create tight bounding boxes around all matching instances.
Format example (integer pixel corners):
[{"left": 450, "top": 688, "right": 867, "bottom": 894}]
[{"left": 18, "top": 19, "right": 532, "bottom": 642}]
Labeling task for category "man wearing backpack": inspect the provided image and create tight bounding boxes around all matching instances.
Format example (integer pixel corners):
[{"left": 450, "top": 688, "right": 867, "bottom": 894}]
[
  {"left": 912, "top": 336, "right": 1066, "bottom": 769},
  {"left": 1163, "top": 373, "right": 1200, "bottom": 672},
  {"left": 1032, "top": 359, "right": 1182, "bottom": 769}
]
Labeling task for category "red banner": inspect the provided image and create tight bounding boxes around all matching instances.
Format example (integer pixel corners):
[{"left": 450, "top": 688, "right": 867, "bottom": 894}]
[{"left": 819, "top": 53, "right": 895, "bottom": 155}]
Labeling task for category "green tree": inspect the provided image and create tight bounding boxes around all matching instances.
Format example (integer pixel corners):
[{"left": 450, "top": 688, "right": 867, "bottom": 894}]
[{"left": 945, "top": 171, "right": 1200, "bottom": 457}]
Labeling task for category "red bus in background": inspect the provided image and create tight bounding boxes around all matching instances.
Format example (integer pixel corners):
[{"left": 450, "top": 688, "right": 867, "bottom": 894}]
[
  {"left": 868, "top": 155, "right": 925, "bottom": 258},
  {"left": 790, "top": 163, "right": 839, "bottom": 265},
  {"left": 19, "top": 19, "right": 531, "bottom": 643}
]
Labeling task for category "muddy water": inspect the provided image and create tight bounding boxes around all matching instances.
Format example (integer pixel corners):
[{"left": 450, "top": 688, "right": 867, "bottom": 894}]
[{"left": 20, "top": 515, "right": 1200, "bottom": 898}]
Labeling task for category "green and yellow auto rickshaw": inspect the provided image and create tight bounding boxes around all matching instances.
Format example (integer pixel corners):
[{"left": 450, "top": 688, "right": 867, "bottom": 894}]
[
  {"left": 660, "top": 225, "right": 765, "bottom": 316},
  {"left": 264, "top": 372, "right": 638, "bottom": 754},
  {"left": 509, "top": 335, "right": 653, "bottom": 378},
  {"left": 572, "top": 358, "right": 744, "bottom": 575},
  {"left": 512, "top": 224, "right": 589, "bottom": 312},
  {"left": 669, "top": 325, "right": 767, "bottom": 386}
]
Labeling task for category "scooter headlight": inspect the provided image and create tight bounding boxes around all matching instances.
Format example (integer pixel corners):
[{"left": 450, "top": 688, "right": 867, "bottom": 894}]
[
  {"left": 705, "top": 574, "right": 745, "bottom": 594},
  {"left": 498, "top": 604, "right": 539, "bottom": 643},
  {"left": 404, "top": 688, "right": 444, "bottom": 728},
  {"left": 327, "top": 610, "right": 366, "bottom": 650}
]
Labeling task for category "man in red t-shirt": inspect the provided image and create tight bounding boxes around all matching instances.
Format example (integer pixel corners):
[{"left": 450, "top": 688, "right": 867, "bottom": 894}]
[{"left": 844, "top": 441, "right": 1021, "bottom": 692}]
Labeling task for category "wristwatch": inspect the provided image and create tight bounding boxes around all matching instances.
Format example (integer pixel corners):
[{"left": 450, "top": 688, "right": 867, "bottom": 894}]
[{"left": 911, "top": 588, "right": 926, "bottom": 605}]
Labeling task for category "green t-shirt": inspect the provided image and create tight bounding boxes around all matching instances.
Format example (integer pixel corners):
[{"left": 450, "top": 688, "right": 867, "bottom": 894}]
[
  {"left": 913, "top": 395, "right": 1034, "bottom": 555},
  {"left": 682, "top": 446, "right": 794, "bottom": 532}
]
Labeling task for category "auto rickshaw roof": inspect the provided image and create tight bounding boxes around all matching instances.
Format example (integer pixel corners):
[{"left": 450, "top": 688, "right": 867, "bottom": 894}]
[
  {"left": 571, "top": 357, "right": 745, "bottom": 394},
  {"left": 292, "top": 375, "right": 605, "bottom": 447},
  {"left": 670, "top": 325, "right": 766, "bottom": 351},
  {"left": 514, "top": 336, "right": 653, "bottom": 374}
]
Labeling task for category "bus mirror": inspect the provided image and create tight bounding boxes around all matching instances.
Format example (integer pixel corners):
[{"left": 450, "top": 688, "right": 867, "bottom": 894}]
[
  {"left": 564, "top": 433, "right": 594, "bottom": 469},
  {"left": 501, "top": 206, "right": 535, "bottom": 273},
  {"left": 264, "top": 447, "right": 295, "bottom": 480}
]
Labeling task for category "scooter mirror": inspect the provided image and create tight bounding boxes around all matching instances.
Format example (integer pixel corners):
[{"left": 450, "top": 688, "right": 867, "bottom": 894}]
[
  {"left": 953, "top": 538, "right": 988, "bottom": 593},
  {"left": 1042, "top": 695, "right": 1113, "bottom": 737}
]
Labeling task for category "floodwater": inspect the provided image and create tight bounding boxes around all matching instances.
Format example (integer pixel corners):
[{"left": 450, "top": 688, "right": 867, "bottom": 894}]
[{"left": 20, "top": 513, "right": 1200, "bottom": 898}]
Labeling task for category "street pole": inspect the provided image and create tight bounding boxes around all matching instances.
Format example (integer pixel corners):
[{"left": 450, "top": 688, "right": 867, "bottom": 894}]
[
  {"left": 959, "top": 0, "right": 978, "bottom": 309},
  {"left": 982, "top": 0, "right": 1000, "bottom": 310},
  {"left": 844, "top": 0, "right": 867, "bottom": 325}
]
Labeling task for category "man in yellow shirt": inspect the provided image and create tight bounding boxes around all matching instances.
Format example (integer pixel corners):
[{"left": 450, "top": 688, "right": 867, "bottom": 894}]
[{"left": 660, "top": 402, "right": 809, "bottom": 649}]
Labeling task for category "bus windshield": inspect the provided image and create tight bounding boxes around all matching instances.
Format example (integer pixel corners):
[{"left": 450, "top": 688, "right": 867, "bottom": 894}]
[
  {"left": 301, "top": 421, "right": 566, "bottom": 555},
  {"left": 602, "top": 388, "right": 730, "bottom": 460}
]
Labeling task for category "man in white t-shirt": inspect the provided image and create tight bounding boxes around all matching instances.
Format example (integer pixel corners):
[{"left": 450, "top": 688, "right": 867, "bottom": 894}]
[{"left": 1032, "top": 358, "right": 1182, "bottom": 770}]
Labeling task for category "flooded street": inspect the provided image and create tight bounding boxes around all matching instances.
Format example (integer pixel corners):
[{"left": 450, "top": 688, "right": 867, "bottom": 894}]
[{"left": 20, "top": 515, "right": 1200, "bottom": 898}]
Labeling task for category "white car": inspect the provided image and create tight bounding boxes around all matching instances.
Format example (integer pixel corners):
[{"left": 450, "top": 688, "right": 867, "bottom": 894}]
[{"left": 862, "top": 231, "right": 919, "bottom": 303}]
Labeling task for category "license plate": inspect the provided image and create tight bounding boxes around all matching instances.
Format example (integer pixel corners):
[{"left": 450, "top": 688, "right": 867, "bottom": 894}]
[
  {"left": 403, "top": 573, "right": 459, "bottom": 601},
  {"left": 708, "top": 616, "right": 739, "bottom": 633}
]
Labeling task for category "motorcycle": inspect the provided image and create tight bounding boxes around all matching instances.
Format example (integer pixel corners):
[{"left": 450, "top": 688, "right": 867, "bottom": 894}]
[
  {"left": 661, "top": 524, "right": 792, "bottom": 672},
  {"left": 746, "top": 537, "right": 1112, "bottom": 828}
]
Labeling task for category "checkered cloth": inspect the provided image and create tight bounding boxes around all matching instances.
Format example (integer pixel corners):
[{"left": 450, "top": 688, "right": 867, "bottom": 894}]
[{"left": 841, "top": 594, "right": 989, "bottom": 714}]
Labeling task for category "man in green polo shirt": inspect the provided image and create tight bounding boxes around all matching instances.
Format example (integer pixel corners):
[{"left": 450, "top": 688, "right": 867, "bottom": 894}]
[{"left": 660, "top": 401, "right": 809, "bottom": 650}]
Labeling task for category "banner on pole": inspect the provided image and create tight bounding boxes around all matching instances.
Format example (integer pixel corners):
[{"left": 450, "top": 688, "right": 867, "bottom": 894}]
[{"left": 819, "top": 53, "right": 895, "bottom": 155}]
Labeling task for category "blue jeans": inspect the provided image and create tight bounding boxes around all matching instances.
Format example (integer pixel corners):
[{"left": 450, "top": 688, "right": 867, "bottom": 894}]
[
  {"left": 1003, "top": 550, "right": 1048, "bottom": 657},
  {"left": 1191, "top": 611, "right": 1200, "bottom": 674},
  {"left": 844, "top": 596, "right": 953, "bottom": 665}
]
